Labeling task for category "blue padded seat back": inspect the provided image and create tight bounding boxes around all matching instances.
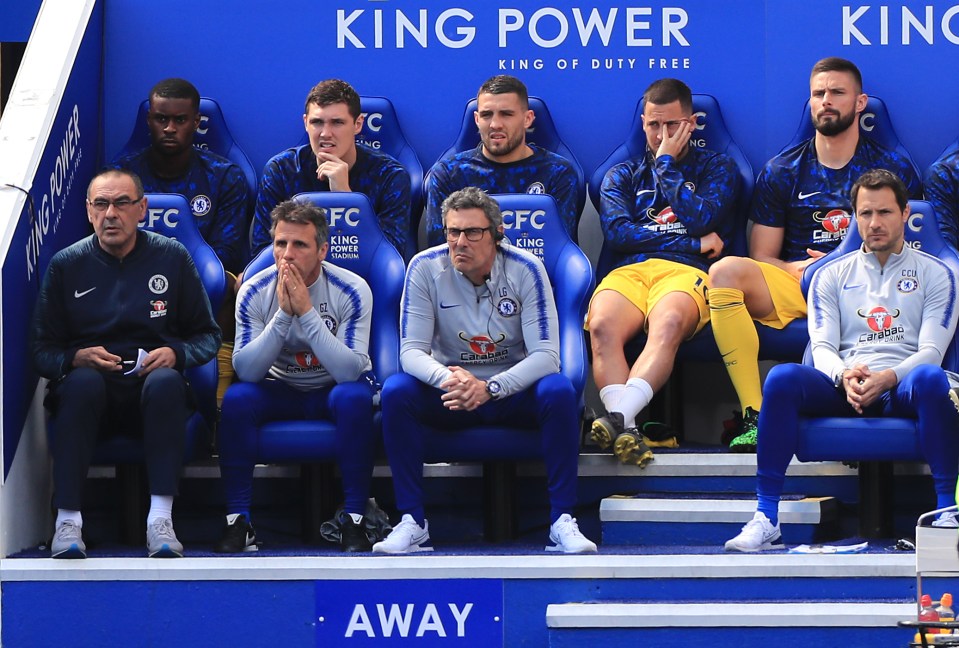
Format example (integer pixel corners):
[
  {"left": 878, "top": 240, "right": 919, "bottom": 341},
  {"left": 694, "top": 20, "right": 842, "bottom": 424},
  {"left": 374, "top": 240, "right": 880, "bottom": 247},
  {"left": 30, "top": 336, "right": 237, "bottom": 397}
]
[
  {"left": 242, "top": 192, "right": 404, "bottom": 380},
  {"left": 490, "top": 193, "right": 594, "bottom": 395},
  {"left": 432, "top": 96, "right": 587, "bottom": 219},
  {"left": 117, "top": 97, "right": 259, "bottom": 196},
  {"left": 589, "top": 94, "right": 753, "bottom": 277}
]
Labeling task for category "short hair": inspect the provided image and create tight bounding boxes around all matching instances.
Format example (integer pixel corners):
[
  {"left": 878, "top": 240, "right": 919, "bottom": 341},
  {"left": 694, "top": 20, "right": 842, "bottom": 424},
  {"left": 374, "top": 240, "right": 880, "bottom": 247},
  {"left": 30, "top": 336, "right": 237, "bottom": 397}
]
[
  {"left": 149, "top": 78, "right": 200, "bottom": 111},
  {"left": 304, "top": 79, "right": 361, "bottom": 120},
  {"left": 270, "top": 200, "right": 329, "bottom": 248},
  {"left": 87, "top": 168, "right": 143, "bottom": 199},
  {"left": 643, "top": 78, "right": 693, "bottom": 114},
  {"left": 810, "top": 57, "right": 863, "bottom": 93},
  {"left": 851, "top": 168, "right": 909, "bottom": 212},
  {"left": 441, "top": 186, "right": 504, "bottom": 231},
  {"left": 477, "top": 75, "right": 529, "bottom": 110}
]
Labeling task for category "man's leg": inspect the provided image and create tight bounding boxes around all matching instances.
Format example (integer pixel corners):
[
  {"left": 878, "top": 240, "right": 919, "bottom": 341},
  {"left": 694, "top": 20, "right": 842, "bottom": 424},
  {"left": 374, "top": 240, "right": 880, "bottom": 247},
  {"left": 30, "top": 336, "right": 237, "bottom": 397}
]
[
  {"left": 49, "top": 368, "right": 108, "bottom": 558},
  {"left": 329, "top": 380, "right": 376, "bottom": 551},
  {"left": 708, "top": 257, "right": 776, "bottom": 414},
  {"left": 140, "top": 367, "right": 190, "bottom": 557},
  {"left": 725, "top": 363, "right": 848, "bottom": 551},
  {"left": 375, "top": 373, "right": 458, "bottom": 554},
  {"left": 887, "top": 365, "right": 959, "bottom": 515},
  {"left": 527, "top": 374, "right": 596, "bottom": 553},
  {"left": 216, "top": 379, "right": 316, "bottom": 552}
]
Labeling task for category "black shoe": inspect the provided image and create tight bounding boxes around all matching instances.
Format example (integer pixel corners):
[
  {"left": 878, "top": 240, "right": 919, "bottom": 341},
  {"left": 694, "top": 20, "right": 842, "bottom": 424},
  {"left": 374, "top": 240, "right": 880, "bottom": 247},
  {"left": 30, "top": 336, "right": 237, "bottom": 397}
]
[
  {"left": 340, "top": 513, "right": 373, "bottom": 552},
  {"left": 590, "top": 412, "right": 626, "bottom": 450},
  {"left": 214, "top": 513, "right": 258, "bottom": 553},
  {"left": 613, "top": 429, "right": 654, "bottom": 467}
]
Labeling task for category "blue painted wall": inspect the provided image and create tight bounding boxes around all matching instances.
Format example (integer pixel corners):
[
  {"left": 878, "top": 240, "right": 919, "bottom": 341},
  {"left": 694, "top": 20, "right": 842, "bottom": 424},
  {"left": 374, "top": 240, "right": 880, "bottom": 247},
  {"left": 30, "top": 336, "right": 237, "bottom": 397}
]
[{"left": 100, "top": 0, "right": 959, "bottom": 185}]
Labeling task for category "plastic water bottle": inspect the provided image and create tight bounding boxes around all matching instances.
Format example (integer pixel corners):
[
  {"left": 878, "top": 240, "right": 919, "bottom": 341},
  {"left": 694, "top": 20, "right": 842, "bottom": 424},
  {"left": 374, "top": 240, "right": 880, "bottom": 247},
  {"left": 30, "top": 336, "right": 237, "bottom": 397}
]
[
  {"left": 916, "top": 595, "right": 940, "bottom": 644},
  {"left": 936, "top": 593, "right": 955, "bottom": 635}
]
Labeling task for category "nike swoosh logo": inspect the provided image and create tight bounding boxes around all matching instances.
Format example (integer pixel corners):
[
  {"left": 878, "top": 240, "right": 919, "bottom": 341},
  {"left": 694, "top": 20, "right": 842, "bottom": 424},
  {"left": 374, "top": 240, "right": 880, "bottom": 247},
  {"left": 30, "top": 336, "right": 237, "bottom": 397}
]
[
  {"left": 439, "top": 302, "right": 459, "bottom": 309},
  {"left": 798, "top": 191, "right": 822, "bottom": 199},
  {"left": 636, "top": 189, "right": 655, "bottom": 197},
  {"left": 842, "top": 283, "right": 865, "bottom": 290},
  {"left": 74, "top": 287, "right": 96, "bottom": 298}
]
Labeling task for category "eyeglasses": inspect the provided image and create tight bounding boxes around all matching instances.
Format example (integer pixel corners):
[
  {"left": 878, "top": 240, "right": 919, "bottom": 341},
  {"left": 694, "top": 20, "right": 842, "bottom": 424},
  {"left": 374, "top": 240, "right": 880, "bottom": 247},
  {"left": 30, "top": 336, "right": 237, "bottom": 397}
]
[
  {"left": 87, "top": 197, "right": 143, "bottom": 212},
  {"left": 444, "top": 227, "right": 491, "bottom": 242}
]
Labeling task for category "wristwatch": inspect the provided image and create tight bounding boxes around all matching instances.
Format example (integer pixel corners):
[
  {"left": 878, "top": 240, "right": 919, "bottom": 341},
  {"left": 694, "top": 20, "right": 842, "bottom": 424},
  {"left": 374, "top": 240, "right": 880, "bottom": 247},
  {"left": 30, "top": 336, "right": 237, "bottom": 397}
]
[
  {"left": 485, "top": 379, "right": 502, "bottom": 400},
  {"left": 833, "top": 370, "right": 847, "bottom": 388}
]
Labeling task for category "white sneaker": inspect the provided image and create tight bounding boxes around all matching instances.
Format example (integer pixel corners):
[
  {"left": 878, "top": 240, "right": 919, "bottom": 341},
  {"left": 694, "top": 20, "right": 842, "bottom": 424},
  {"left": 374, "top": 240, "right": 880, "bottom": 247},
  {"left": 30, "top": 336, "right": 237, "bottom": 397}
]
[
  {"left": 724, "top": 511, "right": 783, "bottom": 552},
  {"left": 933, "top": 511, "right": 959, "bottom": 528},
  {"left": 372, "top": 514, "right": 433, "bottom": 554},
  {"left": 546, "top": 514, "right": 598, "bottom": 554},
  {"left": 950, "top": 388, "right": 959, "bottom": 414}
]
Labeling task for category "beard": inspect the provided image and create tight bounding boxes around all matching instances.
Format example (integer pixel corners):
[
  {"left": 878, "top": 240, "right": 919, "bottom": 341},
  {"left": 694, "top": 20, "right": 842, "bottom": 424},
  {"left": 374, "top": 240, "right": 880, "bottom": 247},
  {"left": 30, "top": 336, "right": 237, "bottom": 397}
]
[{"left": 813, "top": 109, "right": 856, "bottom": 137}]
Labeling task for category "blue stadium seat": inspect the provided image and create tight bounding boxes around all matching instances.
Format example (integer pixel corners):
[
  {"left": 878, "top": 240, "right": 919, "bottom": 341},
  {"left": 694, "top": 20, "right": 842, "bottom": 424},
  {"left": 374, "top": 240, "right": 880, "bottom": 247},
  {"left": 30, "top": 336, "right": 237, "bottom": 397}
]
[
  {"left": 234, "top": 192, "right": 404, "bottom": 538},
  {"left": 297, "top": 96, "right": 424, "bottom": 260},
  {"left": 116, "top": 97, "right": 259, "bottom": 198},
  {"left": 780, "top": 95, "right": 921, "bottom": 180},
  {"left": 589, "top": 94, "right": 754, "bottom": 274},
  {"left": 430, "top": 96, "right": 588, "bottom": 230},
  {"left": 419, "top": 193, "right": 594, "bottom": 540},
  {"left": 795, "top": 200, "right": 959, "bottom": 536}
]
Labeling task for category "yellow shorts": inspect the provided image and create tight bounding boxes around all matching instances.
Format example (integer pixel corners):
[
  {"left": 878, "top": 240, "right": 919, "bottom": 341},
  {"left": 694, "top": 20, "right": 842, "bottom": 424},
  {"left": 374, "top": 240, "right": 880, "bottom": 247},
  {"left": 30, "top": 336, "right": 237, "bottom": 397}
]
[
  {"left": 755, "top": 261, "right": 807, "bottom": 329},
  {"left": 589, "top": 259, "right": 710, "bottom": 335}
]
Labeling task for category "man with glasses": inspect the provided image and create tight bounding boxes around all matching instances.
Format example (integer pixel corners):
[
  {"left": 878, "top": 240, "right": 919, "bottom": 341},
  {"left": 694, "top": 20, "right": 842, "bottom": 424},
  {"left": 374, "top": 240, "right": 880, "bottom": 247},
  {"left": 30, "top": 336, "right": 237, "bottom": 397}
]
[
  {"left": 31, "top": 169, "right": 221, "bottom": 559},
  {"left": 373, "top": 187, "right": 597, "bottom": 554},
  {"left": 587, "top": 78, "right": 739, "bottom": 465}
]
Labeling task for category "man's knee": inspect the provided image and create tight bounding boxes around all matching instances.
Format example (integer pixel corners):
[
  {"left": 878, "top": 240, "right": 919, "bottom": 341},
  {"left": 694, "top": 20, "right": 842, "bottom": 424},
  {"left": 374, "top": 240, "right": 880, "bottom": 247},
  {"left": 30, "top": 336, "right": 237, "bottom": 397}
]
[
  {"left": 142, "top": 367, "right": 187, "bottom": 402},
  {"left": 646, "top": 302, "right": 697, "bottom": 345},
  {"left": 330, "top": 381, "right": 375, "bottom": 416},
  {"left": 708, "top": 256, "right": 755, "bottom": 289},
  {"left": 763, "top": 363, "right": 806, "bottom": 403},
  {"left": 58, "top": 367, "right": 107, "bottom": 402},
  {"left": 589, "top": 297, "right": 642, "bottom": 349},
  {"left": 909, "top": 364, "right": 949, "bottom": 392},
  {"left": 381, "top": 373, "right": 423, "bottom": 410}
]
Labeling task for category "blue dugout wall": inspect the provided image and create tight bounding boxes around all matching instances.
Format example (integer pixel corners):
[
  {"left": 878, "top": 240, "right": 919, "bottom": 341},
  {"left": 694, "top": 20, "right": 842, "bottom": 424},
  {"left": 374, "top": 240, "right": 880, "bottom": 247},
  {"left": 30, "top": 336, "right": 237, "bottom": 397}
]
[{"left": 102, "top": 1, "right": 959, "bottom": 182}]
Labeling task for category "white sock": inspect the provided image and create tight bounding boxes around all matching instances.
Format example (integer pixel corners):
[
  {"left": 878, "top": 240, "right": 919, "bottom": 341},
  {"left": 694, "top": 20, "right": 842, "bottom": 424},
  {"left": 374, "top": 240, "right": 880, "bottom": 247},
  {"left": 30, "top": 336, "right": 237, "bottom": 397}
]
[
  {"left": 617, "top": 378, "right": 654, "bottom": 427},
  {"left": 147, "top": 495, "right": 174, "bottom": 526},
  {"left": 56, "top": 509, "right": 82, "bottom": 528},
  {"left": 599, "top": 384, "right": 626, "bottom": 414},
  {"left": 349, "top": 513, "right": 363, "bottom": 525}
]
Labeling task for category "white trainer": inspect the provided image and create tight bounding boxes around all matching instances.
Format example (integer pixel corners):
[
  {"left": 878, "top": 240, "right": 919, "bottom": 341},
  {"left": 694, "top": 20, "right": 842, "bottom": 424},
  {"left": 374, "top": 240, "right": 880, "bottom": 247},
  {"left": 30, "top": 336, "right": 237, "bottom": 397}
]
[
  {"left": 372, "top": 514, "right": 433, "bottom": 554},
  {"left": 724, "top": 511, "right": 784, "bottom": 552},
  {"left": 546, "top": 514, "right": 598, "bottom": 554},
  {"left": 933, "top": 511, "right": 959, "bottom": 528}
]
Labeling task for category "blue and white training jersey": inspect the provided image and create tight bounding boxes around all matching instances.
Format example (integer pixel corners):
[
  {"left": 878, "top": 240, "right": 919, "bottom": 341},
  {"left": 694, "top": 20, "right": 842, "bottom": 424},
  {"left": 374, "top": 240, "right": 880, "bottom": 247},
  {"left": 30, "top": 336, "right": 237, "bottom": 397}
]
[
  {"left": 808, "top": 243, "right": 958, "bottom": 386},
  {"left": 399, "top": 242, "right": 560, "bottom": 398},
  {"left": 751, "top": 136, "right": 921, "bottom": 262},
  {"left": 234, "top": 260, "right": 373, "bottom": 390},
  {"left": 599, "top": 146, "right": 739, "bottom": 272}
]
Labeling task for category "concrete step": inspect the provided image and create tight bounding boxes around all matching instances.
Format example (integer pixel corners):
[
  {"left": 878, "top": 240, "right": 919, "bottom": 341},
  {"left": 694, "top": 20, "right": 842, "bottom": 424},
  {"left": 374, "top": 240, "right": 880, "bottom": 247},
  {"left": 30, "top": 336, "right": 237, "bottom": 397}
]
[
  {"left": 600, "top": 495, "right": 839, "bottom": 545},
  {"left": 546, "top": 601, "right": 917, "bottom": 647}
]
